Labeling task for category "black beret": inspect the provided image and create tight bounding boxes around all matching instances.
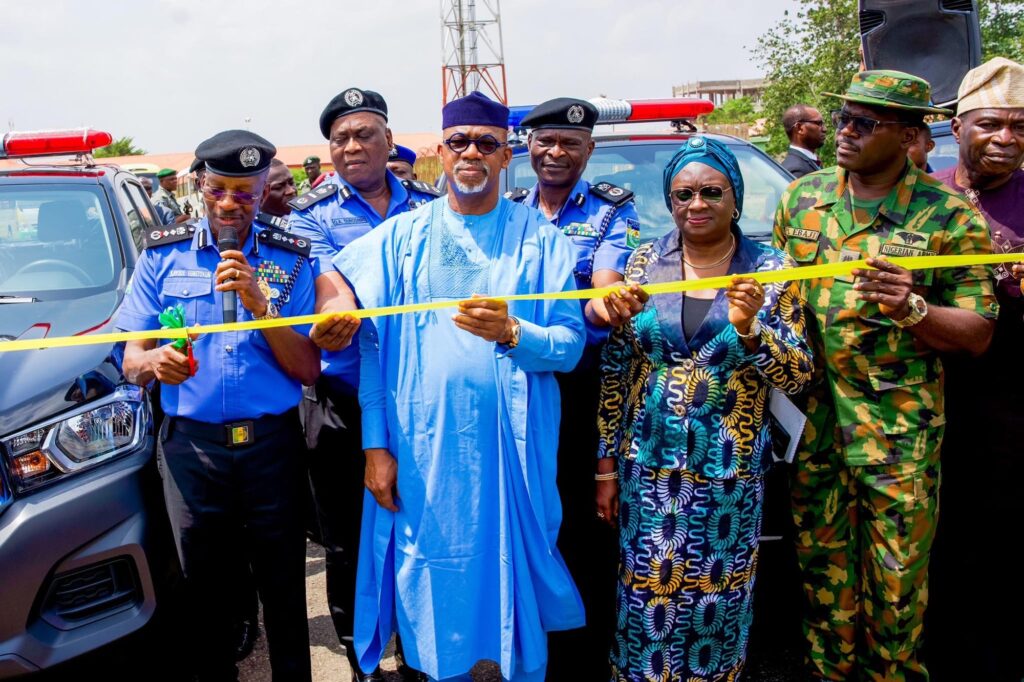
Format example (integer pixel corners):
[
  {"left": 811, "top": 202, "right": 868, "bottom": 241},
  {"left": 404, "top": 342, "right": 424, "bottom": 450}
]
[
  {"left": 521, "top": 97, "right": 598, "bottom": 131},
  {"left": 188, "top": 157, "right": 204, "bottom": 174},
  {"left": 195, "top": 130, "right": 276, "bottom": 177},
  {"left": 319, "top": 88, "right": 388, "bottom": 139}
]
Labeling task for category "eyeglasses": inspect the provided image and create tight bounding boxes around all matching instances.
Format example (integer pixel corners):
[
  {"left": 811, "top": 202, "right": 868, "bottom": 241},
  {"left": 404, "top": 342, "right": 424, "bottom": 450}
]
[
  {"left": 670, "top": 185, "right": 733, "bottom": 206},
  {"left": 799, "top": 119, "right": 825, "bottom": 127},
  {"left": 202, "top": 186, "right": 260, "bottom": 205},
  {"left": 443, "top": 134, "right": 506, "bottom": 156},
  {"left": 831, "top": 110, "right": 907, "bottom": 136}
]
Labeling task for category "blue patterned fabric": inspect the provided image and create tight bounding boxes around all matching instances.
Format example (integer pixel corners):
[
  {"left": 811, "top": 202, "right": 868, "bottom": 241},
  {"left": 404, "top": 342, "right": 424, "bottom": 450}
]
[{"left": 597, "top": 229, "right": 813, "bottom": 680}]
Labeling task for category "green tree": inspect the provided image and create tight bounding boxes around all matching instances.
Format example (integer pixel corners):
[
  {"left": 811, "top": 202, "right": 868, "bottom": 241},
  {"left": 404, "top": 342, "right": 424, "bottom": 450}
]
[
  {"left": 705, "top": 96, "right": 757, "bottom": 124},
  {"left": 94, "top": 136, "right": 146, "bottom": 158},
  {"left": 751, "top": 0, "right": 1024, "bottom": 166}
]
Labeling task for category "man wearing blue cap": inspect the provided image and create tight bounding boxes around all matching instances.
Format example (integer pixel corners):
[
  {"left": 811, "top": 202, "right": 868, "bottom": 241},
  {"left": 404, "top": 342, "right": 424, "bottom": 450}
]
[
  {"left": 386, "top": 144, "right": 418, "bottom": 181},
  {"left": 117, "top": 130, "right": 320, "bottom": 680},
  {"left": 335, "top": 91, "right": 585, "bottom": 681},
  {"left": 287, "top": 87, "right": 442, "bottom": 682},
  {"left": 511, "top": 97, "right": 645, "bottom": 680}
]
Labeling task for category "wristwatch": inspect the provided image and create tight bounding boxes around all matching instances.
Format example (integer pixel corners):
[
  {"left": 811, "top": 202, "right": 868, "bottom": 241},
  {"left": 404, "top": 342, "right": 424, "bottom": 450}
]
[
  {"left": 254, "top": 302, "right": 279, "bottom": 321},
  {"left": 504, "top": 316, "right": 522, "bottom": 349},
  {"left": 894, "top": 293, "right": 928, "bottom": 328},
  {"left": 735, "top": 318, "right": 762, "bottom": 340}
]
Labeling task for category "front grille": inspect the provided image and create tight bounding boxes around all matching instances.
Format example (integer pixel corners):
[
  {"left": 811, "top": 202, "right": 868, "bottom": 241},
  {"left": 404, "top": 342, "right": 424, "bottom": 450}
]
[
  {"left": 43, "top": 557, "right": 141, "bottom": 622},
  {"left": 941, "top": 0, "right": 975, "bottom": 12},
  {"left": 859, "top": 9, "right": 885, "bottom": 34}
]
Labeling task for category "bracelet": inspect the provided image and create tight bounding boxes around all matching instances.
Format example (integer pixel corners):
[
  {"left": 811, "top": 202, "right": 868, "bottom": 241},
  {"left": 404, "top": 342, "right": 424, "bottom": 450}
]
[{"left": 594, "top": 471, "right": 619, "bottom": 481}]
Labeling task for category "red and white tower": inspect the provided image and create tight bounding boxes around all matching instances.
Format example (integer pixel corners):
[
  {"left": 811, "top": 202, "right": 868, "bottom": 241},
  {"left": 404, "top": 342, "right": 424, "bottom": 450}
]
[{"left": 440, "top": 0, "right": 508, "bottom": 105}]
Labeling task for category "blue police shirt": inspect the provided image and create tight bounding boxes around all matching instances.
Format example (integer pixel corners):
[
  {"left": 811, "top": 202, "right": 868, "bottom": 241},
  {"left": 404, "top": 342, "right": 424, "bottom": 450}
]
[
  {"left": 288, "top": 169, "right": 438, "bottom": 393},
  {"left": 521, "top": 178, "right": 638, "bottom": 344},
  {"left": 116, "top": 219, "right": 316, "bottom": 422}
]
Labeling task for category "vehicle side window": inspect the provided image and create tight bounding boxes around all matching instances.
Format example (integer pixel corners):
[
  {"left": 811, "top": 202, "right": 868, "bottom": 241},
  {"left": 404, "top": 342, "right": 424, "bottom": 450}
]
[{"left": 116, "top": 181, "right": 157, "bottom": 254}]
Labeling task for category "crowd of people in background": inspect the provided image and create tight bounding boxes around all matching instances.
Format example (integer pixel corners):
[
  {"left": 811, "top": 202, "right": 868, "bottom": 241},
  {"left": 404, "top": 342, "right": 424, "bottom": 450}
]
[{"left": 116, "top": 55, "right": 1024, "bottom": 682}]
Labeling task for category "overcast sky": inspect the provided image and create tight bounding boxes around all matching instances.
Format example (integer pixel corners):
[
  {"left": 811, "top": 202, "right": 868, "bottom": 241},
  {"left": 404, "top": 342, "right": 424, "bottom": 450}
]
[{"left": 1, "top": 0, "right": 794, "bottom": 153}]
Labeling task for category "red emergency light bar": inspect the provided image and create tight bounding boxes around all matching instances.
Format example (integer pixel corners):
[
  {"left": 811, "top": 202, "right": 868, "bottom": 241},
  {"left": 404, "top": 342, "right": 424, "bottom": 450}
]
[
  {"left": 591, "top": 98, "right": 715, "bottom": 124},
  {"left": 0, "top": 129, "right": 113, "bottom": 159}
]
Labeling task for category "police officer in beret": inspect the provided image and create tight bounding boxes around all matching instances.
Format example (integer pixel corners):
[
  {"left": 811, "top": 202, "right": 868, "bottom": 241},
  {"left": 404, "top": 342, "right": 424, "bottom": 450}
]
[
  {"left": 117, "top": 130, "right": 320, "bottom": 681},
  {"left": 287, "top": 87, "right": 439, "bottom": 682},
  {"left": 386, "top": 144, "right": 418, "bottom": 181},
  {"left": 152, "top": 167, "right": 190, "bottom": 223},
  {"left": 510, "top": 97, "right": 647, "bottom": 681},
  {"left": 299, "top": 155, "right": 321, "bottom": 193}
]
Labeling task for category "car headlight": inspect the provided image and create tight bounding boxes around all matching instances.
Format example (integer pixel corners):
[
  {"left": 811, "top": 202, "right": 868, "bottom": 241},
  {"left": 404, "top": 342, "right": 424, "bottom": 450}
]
[{"left": 1, "top": 385, "right": 150, "bottom": 494}]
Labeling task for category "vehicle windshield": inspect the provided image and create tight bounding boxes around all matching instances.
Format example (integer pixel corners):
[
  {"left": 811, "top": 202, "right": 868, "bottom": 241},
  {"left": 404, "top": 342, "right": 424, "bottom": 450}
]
[
  {"left": 0, "top": 186, "right": 119, "bottom": 299},
  {"left": 507, "top": 139, "right": 792, "bottom": 243},
  {"left": 928, "top": 125, "right": 959, "bottom": 173}
]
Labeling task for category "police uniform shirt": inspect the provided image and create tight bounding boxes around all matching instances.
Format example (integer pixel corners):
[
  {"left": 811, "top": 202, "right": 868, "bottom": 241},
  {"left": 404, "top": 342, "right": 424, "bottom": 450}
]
[
  {"left": 520, "top": 178, "right": 638, "bottom": 342},
  {"left": 287, "top": 169, "right": 439, "bottom": 389},
  {"left": 115, "top": 219, "right": 315, "bottom": 422}
]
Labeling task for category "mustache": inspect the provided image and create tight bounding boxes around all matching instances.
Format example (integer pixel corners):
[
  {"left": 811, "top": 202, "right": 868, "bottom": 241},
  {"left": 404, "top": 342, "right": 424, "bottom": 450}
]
[{"left": 455, "top": 161, "right": 488, "bottom": 174}]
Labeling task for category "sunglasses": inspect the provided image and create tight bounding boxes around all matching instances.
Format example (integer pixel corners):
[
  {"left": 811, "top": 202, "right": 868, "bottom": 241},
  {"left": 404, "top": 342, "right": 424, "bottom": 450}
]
[
  {"left": 202, "top": 186, "right": 260, "bottom": 206},
  {"left": 831, "top": 110, "right": 907, "bottom": 136},
  {"left": 444, "top": 134, "right": 506, "bottom": 156},
  {"left": 670, "top": 185, "right": 733, "bottom": 205}
]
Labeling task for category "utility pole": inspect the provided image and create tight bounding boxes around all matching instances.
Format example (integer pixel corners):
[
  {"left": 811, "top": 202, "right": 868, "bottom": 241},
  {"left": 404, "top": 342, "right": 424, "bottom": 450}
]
[{"left": 440, "top": 0, "right": 508, "bottom": 105}]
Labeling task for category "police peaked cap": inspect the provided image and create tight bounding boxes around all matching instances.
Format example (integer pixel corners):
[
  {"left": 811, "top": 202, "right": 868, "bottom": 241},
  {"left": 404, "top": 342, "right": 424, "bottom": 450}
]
[
  {"left": 521, "top": 97, "right": 598, "bottom": 131},
  {"left": 319, "top": 88, "right": 389, "bottom": 138},
  {"left": 195, "top": 130, "right": 276, "bottom": 177},
  {"left": 388, "top": 144, "right": 417, "bottom": 166}
]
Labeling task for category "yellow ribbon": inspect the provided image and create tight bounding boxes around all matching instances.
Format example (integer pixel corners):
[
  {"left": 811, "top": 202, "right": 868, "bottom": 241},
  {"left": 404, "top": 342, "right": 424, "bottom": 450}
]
[{"left": 0, "top": 254, "right": 1017, "bottom": 353}]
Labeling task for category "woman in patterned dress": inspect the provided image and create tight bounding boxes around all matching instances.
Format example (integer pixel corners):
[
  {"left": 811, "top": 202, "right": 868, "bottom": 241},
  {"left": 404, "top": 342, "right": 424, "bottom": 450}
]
[{"left": 595, "top": 137, "right": 814, "bottom": 682}]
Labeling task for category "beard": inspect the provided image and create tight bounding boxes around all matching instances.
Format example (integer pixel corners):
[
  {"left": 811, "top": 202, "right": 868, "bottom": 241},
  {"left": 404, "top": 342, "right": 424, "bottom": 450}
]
[{"left": 451, "top": 161, "right": 490, "bottom": 194}]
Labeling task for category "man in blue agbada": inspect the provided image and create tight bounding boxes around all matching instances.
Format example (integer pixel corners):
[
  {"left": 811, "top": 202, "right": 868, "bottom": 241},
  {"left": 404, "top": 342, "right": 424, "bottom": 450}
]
[{"left": 334, "top": 92, "right": 586, "bottom": 681}]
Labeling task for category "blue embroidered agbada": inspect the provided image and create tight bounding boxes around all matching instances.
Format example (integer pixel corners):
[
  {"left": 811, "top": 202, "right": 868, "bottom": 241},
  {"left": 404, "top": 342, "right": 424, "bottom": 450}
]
[{"left": 333, "top": 197, "right": 586, "bottom": 680}]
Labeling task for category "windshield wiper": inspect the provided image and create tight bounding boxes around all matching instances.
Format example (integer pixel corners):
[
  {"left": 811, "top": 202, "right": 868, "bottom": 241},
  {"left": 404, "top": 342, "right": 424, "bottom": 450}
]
[{"left": 0, "top": 295, "right": 38, "bottom": 304}]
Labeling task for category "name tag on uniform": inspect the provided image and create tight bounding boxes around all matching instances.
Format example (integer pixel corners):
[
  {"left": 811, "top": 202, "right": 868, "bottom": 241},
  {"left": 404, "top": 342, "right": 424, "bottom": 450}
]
[
  {"left": 563, "top": 222, "right": 598, "bottom": 238},
  {"left": 785, "top": 227, "right": 819, "bottom": 241},
  {"left": 169, "top": 269, "right": 211, "bottom": 279},
  {"left": 880, "top": 229, "right": 937, "bottom": 257},
  {"left": 331, "top": 217, "right": 368, "bottom": 227}
]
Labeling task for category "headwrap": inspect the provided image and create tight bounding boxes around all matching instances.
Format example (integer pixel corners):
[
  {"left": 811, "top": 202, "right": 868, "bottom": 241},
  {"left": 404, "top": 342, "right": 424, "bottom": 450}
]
[
  {"left": 957, "top": 57, "right": 1024, "bottom": 115},
  {"left": 662, "top": 136, "right": 744, "bottom": 215}
]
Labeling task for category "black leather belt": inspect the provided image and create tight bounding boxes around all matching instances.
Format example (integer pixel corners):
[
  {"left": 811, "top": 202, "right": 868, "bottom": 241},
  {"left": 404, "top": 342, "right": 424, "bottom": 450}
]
[{"left": 169, "top": 410, "right": 297, "bottom": 448}]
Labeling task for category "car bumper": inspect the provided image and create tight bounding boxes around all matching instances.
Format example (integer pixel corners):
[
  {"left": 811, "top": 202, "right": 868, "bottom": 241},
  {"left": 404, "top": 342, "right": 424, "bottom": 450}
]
[{"left": 0, "top": 436, "right": 171, "bottom": 677}]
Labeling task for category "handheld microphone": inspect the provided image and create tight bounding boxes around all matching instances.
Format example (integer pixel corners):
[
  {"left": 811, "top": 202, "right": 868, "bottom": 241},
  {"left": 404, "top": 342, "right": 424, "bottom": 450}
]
[{"left": 218, "top": 226, "right": 239, "bottom": 324}]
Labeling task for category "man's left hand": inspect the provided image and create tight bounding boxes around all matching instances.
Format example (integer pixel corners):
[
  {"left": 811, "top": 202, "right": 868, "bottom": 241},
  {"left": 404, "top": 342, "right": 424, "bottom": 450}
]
[
  {"left": 852, "top": 257, "right": 914, "bottom": 320},
  {"left": 215, "top": 249, "right": 269, "bottom": 317},
  {"left": 453, "top": 295, "right": 511, "bottom": 343},
  {"left": 1011, "top": 262, "right": 1024, "bottom": 280}
]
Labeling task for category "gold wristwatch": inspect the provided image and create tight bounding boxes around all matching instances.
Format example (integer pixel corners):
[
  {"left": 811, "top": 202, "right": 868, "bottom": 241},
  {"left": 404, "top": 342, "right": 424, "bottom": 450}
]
[
  {"left": 504, "top": 316, "right": 522, "bottom": 349},
  {"left": 254, "top": 301, "right": 279, "bottom": 321},
  {"left": 894, "top": 293, "right": 928, "bottom": 328}
]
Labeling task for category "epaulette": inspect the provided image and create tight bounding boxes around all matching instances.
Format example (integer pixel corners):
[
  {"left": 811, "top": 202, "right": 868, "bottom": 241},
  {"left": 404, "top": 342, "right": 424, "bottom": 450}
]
[
  {"left": 402, "top": 178, "right": 443, "bottom": 198},
  {"left": 288, "top": 183, "right": 337, "bottom": 211},
  {"left": 504, "top": 187, "right": 530, "bottom": 203},
  {"left": 256, "top": 212, "right": 290, "bottom": 231},
  {"left": 257, "top": 227, "right": 312, "bottom": 257},
  {"left": 144, "top": 222, "right": 196, "bottom": 249},
  {"left": 589, "top": 182, "right": 634, "bottom": 206}
]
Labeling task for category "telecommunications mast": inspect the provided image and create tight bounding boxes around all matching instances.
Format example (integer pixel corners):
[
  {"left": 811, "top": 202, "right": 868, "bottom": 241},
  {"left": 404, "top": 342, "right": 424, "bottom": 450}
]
[{"left": 440, "top": 0, "right": 508, "bottom": 105}]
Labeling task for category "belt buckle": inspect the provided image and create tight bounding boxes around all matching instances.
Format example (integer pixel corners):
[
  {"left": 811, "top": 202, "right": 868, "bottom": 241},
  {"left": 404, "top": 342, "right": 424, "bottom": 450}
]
[{"left": 226, "top": 420, "right": 255, "bottom": 447}]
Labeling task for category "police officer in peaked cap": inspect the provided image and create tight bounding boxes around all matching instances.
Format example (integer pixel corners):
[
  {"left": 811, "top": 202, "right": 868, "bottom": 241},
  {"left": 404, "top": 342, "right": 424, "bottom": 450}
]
[
  {"left": 287, "top": 87, "right": 439, "bottom": 682},
  {"left": 117, "top": 129, "right": 320, "bottom": 681},
  {"left": 510, "top": 97, "right": 648, "bottom": 681}
]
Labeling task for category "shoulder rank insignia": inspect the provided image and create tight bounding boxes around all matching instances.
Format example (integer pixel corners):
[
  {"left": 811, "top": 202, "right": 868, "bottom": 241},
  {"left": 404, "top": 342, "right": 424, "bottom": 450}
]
[
  {"left": 504, "top": 187, "right": 530, "bottom": 203},
  {"left": 288, "top": 183, "right": 337, "bottom": 211},
  {"left": 402, "top": 179, "right": 443, "bottom": 198},
  {"left": 257, "top": 227, "right": 312, "bottom": 257},
  {"left": 590, "top": 182, "right": 634, "bottom": 206},
  {"left": 256, "top": 212, "right": 290, "bottom": 231},
  {"left": 144, "top": 222, "right": 196, "bottom": 249}
]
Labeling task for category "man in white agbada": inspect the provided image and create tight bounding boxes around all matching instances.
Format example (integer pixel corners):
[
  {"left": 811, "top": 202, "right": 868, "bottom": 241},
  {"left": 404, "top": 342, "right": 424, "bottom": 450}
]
[{"left": 334, "top": 92, "right": 586, "bottom": 681}]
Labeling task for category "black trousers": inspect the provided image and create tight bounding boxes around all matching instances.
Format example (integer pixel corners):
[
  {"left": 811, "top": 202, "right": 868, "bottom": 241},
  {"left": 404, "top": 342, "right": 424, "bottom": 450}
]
[
  {"left": 302, "top": 383, "right": 369, "bottom": 672},
  {"left": 158, "top": 412, "right": 311, "bottom": 682},
  {"left": 546, "top": 366, "right": 619, "bottom": 681}
]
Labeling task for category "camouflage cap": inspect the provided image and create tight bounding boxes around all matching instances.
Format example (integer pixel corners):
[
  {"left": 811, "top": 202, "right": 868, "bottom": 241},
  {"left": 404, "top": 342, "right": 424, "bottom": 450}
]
[{"left": 824, "top": 70, "right": 953, "bottom": 116}]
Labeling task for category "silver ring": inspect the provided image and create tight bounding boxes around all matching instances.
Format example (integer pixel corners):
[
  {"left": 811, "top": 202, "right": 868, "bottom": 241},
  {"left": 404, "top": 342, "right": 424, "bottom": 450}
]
[{"left": 596, "top": 511, "right": 606, "bottom": 519}]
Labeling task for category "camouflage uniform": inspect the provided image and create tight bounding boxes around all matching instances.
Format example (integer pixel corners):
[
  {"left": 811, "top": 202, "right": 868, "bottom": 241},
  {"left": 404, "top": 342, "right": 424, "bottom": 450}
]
[{"left": 773, "top": 156, "right": 998, "bottom": 680}]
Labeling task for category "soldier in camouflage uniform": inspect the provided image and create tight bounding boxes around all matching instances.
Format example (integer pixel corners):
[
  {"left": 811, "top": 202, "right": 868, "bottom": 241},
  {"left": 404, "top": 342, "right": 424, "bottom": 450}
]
[{"left": 772, "top": 71, "right": 999, "bottom": 681}]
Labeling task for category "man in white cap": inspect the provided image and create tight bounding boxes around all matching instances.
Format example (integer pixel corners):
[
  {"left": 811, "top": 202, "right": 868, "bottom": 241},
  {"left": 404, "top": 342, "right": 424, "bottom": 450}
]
[{"left": 929, "top": 57, "right": 1024, "bottom": 681}]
